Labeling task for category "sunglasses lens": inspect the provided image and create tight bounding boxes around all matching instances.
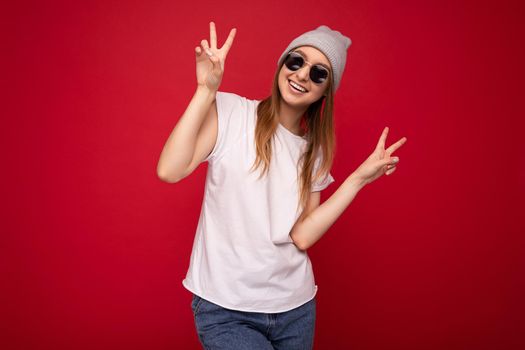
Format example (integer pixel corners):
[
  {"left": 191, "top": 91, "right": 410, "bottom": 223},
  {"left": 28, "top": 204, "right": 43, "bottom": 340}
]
[
  {"left": 284, "top": 52, "right": 304, "bottom": 71},
  {"left": 311, "top": 66, "right": 329, "bottom": 84}
]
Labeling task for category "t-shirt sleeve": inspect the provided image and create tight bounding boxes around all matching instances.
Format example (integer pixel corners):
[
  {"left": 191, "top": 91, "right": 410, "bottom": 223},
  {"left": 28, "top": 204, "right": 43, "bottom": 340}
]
[
  {"left": 311, "top": 151, "right": 335, "bottom": 192},
  {"left": 202, "top": 91, "right": 244, "bottom": 163},
  {"left": 311, "top": 171, "right": 335, "bottom": 192}
]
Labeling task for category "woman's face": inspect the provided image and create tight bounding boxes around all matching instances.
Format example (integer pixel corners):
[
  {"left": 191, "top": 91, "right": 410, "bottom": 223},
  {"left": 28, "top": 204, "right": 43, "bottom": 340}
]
[{"left": 278, "top": 45, "right": 332, "bottom": 110}]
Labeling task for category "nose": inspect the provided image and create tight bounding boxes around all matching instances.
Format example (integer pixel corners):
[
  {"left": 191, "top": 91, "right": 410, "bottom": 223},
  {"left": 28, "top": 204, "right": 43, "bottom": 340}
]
[{"left": 296, "top": 65, "right": 310, "bottom": 82}]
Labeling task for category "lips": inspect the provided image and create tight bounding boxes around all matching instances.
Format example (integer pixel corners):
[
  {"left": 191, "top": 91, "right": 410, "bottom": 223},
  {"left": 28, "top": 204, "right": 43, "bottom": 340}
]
[{"left": 288, "top": 79, "right": 308, "bottom": 93}]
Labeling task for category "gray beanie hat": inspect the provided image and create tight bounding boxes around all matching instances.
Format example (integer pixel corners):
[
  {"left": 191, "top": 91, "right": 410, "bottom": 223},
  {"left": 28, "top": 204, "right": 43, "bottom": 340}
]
[{"left": 277, "top": 25, "right": 352, "bottom": 92}]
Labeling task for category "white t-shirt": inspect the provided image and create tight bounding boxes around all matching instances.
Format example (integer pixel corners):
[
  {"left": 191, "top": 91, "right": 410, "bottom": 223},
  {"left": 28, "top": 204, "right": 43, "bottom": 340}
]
[{"left": 182, "top": 91, "right": 335, "bottom": 313}]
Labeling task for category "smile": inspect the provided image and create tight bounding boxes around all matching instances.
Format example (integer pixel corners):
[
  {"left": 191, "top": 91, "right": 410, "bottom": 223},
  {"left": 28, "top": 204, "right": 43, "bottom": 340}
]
[{"left": 288, "top": 79, "right": 308, "bottom": 93}]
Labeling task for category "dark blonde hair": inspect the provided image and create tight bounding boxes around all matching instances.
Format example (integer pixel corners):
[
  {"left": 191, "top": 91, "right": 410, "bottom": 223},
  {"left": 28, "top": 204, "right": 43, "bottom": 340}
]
[{"left": 249, "top": 57, "right": 336, "bottom": 214}]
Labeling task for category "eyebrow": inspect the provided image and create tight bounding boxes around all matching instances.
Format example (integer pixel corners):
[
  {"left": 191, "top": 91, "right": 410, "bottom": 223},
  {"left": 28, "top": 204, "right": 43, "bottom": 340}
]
[{"left": 293, "top": 49, "right": 331, "bottom": 70}]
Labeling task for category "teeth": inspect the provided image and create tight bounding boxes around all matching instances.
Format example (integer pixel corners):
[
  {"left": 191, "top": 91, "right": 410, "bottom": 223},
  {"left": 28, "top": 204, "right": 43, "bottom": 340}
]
[{"left": 289, "top": 80, "right": 306, "bottom": 92}]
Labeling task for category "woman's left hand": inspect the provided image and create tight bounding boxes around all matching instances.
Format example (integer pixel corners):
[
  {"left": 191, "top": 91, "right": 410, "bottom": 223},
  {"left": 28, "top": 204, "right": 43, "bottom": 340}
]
[{"left": 353, "top": 127, "right": 407, "bottom": 186}]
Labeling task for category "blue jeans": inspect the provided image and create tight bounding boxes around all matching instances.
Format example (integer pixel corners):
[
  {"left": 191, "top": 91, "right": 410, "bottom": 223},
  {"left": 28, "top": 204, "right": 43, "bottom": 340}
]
[{"left": 191, "top": 293, "right": 316, "bottom": 350}]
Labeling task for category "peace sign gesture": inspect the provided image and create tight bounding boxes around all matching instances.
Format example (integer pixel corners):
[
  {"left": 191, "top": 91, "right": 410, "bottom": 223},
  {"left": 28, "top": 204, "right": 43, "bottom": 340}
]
[
  {"left": 353, "top": 127, "right": 407, "bottom": 186},
  {"left": 195, "top": 21, "right": 237, "bottom": 92}
]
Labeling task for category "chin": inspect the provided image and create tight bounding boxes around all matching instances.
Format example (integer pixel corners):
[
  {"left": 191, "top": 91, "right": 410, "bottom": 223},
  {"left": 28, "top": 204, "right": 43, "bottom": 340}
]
[{"left": 280, "top": 92, "right": 308, "bottom": 109}]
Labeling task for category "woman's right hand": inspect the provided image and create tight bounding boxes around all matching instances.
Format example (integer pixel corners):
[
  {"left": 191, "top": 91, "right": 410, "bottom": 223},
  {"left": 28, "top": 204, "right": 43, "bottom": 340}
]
[{"left": 195, "top": 22, "right": 237, "bottom": 92}]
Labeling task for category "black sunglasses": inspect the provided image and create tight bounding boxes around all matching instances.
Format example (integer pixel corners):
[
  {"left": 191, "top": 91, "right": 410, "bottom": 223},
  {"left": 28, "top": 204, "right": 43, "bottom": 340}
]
[{"left": 283, "top": 51, "right": 330, "bottom": 84}]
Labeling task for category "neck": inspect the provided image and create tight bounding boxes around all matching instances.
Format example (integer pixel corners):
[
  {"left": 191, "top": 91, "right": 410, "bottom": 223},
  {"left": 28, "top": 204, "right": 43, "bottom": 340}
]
[{"left": 278, "top": 99, "right": 307, "bottom": 137}]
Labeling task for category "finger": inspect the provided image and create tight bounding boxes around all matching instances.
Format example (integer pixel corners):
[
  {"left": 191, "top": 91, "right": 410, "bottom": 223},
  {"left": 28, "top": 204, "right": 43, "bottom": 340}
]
[
  {"left": 209, "top": 21, "right": 217, "bottom": 49},
  {"left": 386, "top": 166, "right": 397, "bottom": 176},
  {"left": 386, "top": 137, "right": 408, "bottom": 154},
  {"left": 376, "top": 127, "right": 389, "bottom": 150},
  {"left": 195, "top": 46, "right": 203, "bottom": 56},
  {"left": 201, "top": 39, "right": 212, "bottom": 56},
  {"left": 384, "top": 156, "right": 399, "bottom": 166},
  {"left": 220, "top": 28, "right": 237, "bottom": 56},
  {"left": 209, "top": 54, "right": 220, "bottom": 70},
  {"left": 386, "top": 163, "right": 397, "bottom": 170}
]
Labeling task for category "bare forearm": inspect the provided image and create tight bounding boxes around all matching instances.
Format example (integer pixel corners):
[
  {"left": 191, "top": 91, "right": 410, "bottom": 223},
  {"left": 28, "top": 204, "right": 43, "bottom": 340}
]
[
  {"left": 157, "top": 86, "right": 216, "bottom": 181},
  {"left": 291, "top": 173, "right": 366, "bottom": 250}
]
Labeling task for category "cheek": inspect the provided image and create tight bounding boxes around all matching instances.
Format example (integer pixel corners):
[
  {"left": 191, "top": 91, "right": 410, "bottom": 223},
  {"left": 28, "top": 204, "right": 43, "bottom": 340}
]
[
  {"left": 279, "top": 70, "right": 288, "bottom": 84},
  {"left": 278, "top": 71, "right": 290, "bottom": 91}
]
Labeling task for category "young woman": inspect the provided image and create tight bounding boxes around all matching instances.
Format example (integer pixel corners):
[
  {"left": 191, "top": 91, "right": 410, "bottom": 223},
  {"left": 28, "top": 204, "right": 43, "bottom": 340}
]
[{"left": 157, "top": 22, "right": 407, "bottom": 350}]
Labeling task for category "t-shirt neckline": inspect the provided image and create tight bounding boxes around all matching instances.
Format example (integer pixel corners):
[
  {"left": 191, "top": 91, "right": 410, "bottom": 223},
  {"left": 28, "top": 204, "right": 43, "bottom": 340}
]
[{"left": 277, "top": 122, "right": 307, "bottom": 141}]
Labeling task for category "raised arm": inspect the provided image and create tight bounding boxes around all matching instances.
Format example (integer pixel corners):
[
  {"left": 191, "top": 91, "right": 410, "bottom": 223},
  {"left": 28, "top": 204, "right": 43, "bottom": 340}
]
[
  {"left": 290, "top": 127, "right": 407, "bottom": 250},
  {"left": 156, "top": 22, "right": 236, "bottom": 183}
]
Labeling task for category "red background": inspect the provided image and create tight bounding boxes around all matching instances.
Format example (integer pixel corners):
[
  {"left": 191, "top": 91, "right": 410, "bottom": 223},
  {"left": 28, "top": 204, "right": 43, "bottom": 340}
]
[{"left": 3, "top": 0, "right": 524, "bottom": 349}]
